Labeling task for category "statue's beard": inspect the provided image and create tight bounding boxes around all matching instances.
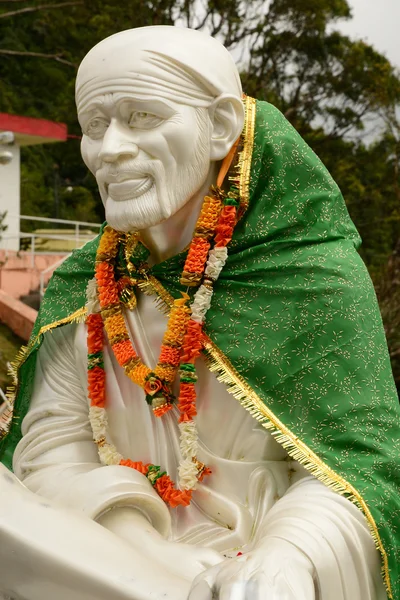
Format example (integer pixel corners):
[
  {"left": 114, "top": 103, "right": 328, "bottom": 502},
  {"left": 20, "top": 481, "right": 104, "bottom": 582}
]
[{"left": 99, "top": 110, "right": 212, "bottom": 233}]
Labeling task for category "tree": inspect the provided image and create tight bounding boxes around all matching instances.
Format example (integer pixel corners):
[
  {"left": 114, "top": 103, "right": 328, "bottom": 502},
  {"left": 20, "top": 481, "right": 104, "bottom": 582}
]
[
  {"left": 0, "top": 0, "right": 83, "bottom": 66},
  {"left": 1, "top": 0, "right": 399, "bottom": 272},
  {"left": 240, "top": 0, "right": 400, "bottom": 139},
  {"left": 377, "top": 242, "right": 400, "bottom": 391}
]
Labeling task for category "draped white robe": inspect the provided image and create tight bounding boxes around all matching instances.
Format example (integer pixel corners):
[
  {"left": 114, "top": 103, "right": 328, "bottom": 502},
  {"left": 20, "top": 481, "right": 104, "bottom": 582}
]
[{"left": 9, "top": 292, "right": 386, "bottom": 599}]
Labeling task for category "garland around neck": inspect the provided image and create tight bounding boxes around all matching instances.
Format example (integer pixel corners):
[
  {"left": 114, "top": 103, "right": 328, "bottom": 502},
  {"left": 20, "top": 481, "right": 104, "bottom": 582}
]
[{"left": 86, "top": 148, "right": 243, "bottom": 507}]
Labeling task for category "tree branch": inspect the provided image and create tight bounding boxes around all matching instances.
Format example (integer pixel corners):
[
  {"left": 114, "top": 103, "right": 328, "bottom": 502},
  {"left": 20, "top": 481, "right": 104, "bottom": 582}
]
[
  {"left": 0, "top": 48, "right": 76, "bottom": 67},
  {"left": 0, "top": 1, "right": 82, "bottom": 19}
]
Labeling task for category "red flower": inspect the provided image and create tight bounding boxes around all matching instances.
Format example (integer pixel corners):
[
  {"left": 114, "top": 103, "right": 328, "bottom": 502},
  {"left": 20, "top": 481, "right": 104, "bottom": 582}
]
[
  {"left": 178, "top": 382, "right": 197, "bottom": 422},
  {"left": 155, "top": 475, "right": 193, "bottom": 507},
  {"left": 181, "top": 321, "right": 203, "bottom": 362},
  {"left": 112, "top": 339, "right": 137, "bottom": 366},
  {"left": 144, "top": 376, "right": 163, "bottom": 397},
  {"left": 87, "top": 313, "right": 103, "bottom": 353},
  {"left": 120, "top": 459, "right": 149, "bottom": 475},
  {"left": 88, "top": 366, "right": 106, "bottom": 407},
  {"left": 153, "top": 404, "right": 173, "bottom": 418}
]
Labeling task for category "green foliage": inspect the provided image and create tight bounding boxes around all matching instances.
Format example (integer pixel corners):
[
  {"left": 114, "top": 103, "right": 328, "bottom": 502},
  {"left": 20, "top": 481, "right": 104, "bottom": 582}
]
[
  {"left": 241, "top": 1, "right": 400, "bottom": 138},
  {"left": 377, "top": 244, "right": 400, "bottom": 390}
]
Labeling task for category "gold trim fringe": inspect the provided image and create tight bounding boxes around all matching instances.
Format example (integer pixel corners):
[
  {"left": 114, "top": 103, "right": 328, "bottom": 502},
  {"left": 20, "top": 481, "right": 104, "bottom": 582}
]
[
  {"left": 0, "top": 307, "right": 87, "bottom": 440},
  {"left": 139, "top": 274, "right": 393, "bottom": 599},
  {"left": 237, "top": 95, "right": 256, "bottom": 217},
  {"left": 202, "top": 340, "right": 392, "bottom": 598},
  {"left": 0, "top": 95, "right": 393, "bottom": 598}
]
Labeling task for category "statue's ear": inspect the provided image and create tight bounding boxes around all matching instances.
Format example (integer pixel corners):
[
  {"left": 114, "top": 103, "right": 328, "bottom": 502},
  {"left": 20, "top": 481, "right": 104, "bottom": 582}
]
[{"left": 208, "top": 95, "right": 245, "bottom": 162}]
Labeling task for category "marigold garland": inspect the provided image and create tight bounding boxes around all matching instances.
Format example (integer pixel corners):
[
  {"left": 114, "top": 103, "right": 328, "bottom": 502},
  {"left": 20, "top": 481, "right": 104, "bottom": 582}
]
[{"left": 86, "top": 150, "right": 242, "bottom": 507}]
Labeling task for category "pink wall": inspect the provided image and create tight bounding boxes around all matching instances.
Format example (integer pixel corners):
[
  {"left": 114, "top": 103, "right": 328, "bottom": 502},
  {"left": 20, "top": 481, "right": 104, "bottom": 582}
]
[
  {"left": 0, "top": 289, "right": 37, "bottom": 342},
  {"left": 0, "top": 250, "right": 67, "bottom": 299}
]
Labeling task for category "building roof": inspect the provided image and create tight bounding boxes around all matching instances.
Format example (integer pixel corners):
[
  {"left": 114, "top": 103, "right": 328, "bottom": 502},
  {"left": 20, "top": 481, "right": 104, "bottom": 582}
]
[{"left": 0, "top": 113, "right": 67, "bottom": 146}]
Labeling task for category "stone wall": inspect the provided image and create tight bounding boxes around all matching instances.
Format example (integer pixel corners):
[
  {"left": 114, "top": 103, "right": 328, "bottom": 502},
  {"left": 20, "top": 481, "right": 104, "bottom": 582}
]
[
  {"left": 0, "top": 250, "right": 67, "bottom": 299},
  {"left": 0, "top": 289, "right": 37, "bottom": 342}
]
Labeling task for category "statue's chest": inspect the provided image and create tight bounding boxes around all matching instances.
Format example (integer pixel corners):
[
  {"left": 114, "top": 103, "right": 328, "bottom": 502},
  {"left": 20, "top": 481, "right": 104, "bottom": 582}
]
[
  {"left": 75, "top": 293, "right": 285, "bottom": 463},
  {"left": 123, "top": 292, "right": 170, "bottom": 368}
]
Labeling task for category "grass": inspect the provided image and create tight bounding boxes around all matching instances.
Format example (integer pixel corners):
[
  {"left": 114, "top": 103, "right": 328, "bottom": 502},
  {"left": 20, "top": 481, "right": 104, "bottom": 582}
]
[{"left": 0, "top": 322, "right": 24, "bottom": 392}]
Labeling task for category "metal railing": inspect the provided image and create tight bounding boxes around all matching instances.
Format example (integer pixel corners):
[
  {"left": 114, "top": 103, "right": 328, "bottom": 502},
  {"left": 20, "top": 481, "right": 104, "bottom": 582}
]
[
  {"left": 19, "top": 215, "right": 102, "bottom": 248},
  {"left": 1, "top": 215, "right": 102, "bottom": 300},
  {"left": 1, "top": 233, "right": 96, "bottom": 267}
]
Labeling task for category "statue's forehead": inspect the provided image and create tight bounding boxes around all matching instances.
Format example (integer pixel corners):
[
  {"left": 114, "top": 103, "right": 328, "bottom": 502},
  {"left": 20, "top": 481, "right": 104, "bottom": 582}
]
[{"left": 76, "top": 49, "right": 215, "bottom": 114}]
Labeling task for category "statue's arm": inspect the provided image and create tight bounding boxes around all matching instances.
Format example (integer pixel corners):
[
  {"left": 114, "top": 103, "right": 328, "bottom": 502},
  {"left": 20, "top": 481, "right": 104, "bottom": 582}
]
[
  {"left": 12, "top": 323, "right": 170, "bottom": 535},
  {"left": 11, "top": 323, "right": 223, "bottom": 585},
  {"left": 0, "top": 463, "right": 192, "bottom": 600},
  {"left": 189, "top": 476, "right": 387, "bottom": 599},
  {"left": 251, "top": 476, "right": 386, "bottom": 597}
]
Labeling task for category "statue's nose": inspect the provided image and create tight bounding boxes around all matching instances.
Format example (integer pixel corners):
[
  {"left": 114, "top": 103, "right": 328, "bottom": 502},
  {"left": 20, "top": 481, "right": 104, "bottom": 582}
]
[{"left": 99, "top": 121, "right": 139, "bottom": 163}]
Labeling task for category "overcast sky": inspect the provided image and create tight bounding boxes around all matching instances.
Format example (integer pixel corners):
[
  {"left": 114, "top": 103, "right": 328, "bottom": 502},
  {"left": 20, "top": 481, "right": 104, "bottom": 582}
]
[{"left": 339, "top": 0, "right": 400, "bottom": 68}]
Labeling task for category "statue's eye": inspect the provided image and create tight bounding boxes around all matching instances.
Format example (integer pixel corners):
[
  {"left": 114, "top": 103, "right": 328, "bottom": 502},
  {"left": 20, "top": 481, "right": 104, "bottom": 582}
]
[
  {"left": 84, "top": 118, "right": 109, "bottom": 139},
  {"left": 129, "top": 111, "right": 164, "bottom": 129}
]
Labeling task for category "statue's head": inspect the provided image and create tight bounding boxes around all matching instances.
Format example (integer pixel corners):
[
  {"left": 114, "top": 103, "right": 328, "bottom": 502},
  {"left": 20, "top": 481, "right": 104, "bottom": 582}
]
[{"left": 75, "top": 26, "right": 244, "bottom": 232}]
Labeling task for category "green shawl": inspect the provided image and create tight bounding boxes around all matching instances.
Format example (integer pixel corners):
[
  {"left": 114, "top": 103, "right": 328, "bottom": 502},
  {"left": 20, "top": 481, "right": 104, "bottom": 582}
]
[{"left": 1, "top": 98, "right": 399, "bottom": 598}]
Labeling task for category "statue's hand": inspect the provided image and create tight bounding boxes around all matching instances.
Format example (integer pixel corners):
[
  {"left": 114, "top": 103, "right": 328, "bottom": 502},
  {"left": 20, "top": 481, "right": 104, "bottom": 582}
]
[
  {"left": 98, "top": 506, "right": 223, "bottom": 581},
  {"left": 188, "top": 538, "right": 315, "bottom": 600},
  {"left": 156, "top": 538, "right": 224, "bottom": 581}
]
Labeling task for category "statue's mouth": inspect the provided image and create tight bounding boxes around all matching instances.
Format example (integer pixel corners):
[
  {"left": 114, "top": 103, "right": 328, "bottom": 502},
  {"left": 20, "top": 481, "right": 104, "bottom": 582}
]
[{"left": 105, "top": 176, "right": 153, "bottom": 200}]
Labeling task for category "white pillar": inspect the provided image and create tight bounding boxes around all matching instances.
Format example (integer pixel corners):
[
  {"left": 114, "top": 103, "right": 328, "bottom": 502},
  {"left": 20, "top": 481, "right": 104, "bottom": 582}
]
[{"left": 0, "top": 144, "right": 20, "bottom": 251}]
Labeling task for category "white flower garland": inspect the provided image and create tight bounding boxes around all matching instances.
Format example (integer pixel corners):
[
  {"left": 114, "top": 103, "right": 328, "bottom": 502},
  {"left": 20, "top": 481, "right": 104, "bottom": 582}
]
[
  {"left": 86, "top": 278, "right": 100, "bottom": 315},
  {"left": 89, "top": 406, "right": 123, "bottom": 465},
  {"left": 86, "top": 239, "right": 231, "bottom": 495},
  {"left": 191, "top": 285, "right": 213, "bottom": 323},
  {"left": 205, "top": 246, "right": 228, "bottom": 279},
  {"left": 178, "top": 420, "right": 199, "bottom": 489}
]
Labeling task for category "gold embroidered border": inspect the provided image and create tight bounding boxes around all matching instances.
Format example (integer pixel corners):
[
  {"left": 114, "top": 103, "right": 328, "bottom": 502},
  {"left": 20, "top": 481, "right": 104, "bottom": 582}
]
[
  {"left": 0, "top": 94, "right": 392, "bottom": 597},
  {"left": 0, "top": 307, "right": 87, "bottom": 440},
  {"left": 3, "top": 277, "right": 392, "bottom": 598},
  {"left": 232, "top": 95, "right": 256, "bottom": 220},
  {"left": 142, "top": 274, "right": 393, "bottom": 599},
  {"left": 238, "top": 95, "right": 256, "bottom": 215},
  {"left": 202, "top": 339, "right": 392, "bottom": 598}
]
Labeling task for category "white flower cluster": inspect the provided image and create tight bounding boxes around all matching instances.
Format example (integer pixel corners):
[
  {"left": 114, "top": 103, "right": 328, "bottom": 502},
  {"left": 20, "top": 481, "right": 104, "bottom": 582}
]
[
  {"left": 89, "top": 406, "right": 122, "bottom": 466},
  {"left": 86, "top": 277, "right": 101, "bottom": 314},
  {"left": 98, "top": 443, "right": 123, "bottom": 466},
  {"left": 178, "top": 457, "right": 199, "bottom": 490},
  {"left": 179, "top": 421, "right": 198, "bottom": 457},
  {"left": 204, "top": 246, "right": 228, "bottom": 280},
  {"left": 191, "top": 285, "right": 213, "bottom": 324},
  {"left": 190, "top": 246, "right": 228, "bottom": 324},
  {"left": 89, "top": 406, "right": 107, "bottom": 440},
  {"left": 178, "top": 418, "right": 199, "bottom": 489}
]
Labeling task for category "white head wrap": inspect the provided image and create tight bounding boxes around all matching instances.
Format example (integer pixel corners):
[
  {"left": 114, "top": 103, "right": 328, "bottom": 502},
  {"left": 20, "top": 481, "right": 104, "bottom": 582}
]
[{"left": 76, "top": 26, "right": 242, "bottom": 113}]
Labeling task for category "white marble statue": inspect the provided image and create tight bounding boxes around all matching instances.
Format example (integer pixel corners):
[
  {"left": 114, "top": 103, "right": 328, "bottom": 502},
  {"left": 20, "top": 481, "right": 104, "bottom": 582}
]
[{"left": 0, "top": 26, "right": 389, "bottom": 600}]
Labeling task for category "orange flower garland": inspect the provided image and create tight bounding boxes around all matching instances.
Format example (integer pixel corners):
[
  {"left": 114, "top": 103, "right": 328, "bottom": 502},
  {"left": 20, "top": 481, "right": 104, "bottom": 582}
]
[
  {"left": 180, "top": 192, "right": 223, "bottom": 287},
  {"left": 95, "top": 227, "right": 192, "bottom": 411},
  {"left": 87, "top": 148, "right": 242, "bottom": 507}
]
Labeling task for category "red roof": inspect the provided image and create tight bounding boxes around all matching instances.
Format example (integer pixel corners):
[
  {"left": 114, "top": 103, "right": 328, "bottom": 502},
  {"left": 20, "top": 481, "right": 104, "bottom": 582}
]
[{"left": 0, "top": 113, "right": 67, "bottom": 146}]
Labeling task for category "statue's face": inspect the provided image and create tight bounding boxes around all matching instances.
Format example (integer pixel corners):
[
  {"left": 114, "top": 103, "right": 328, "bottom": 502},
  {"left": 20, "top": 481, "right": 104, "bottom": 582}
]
[{"left": 78, "top": 90, "right": 213, "bottom": 232}]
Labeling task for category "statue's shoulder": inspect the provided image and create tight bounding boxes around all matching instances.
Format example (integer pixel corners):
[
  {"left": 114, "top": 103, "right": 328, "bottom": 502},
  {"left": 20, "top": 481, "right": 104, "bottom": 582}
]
[{"left": 253, "top": 98, "right": 284, "bottom": 117}]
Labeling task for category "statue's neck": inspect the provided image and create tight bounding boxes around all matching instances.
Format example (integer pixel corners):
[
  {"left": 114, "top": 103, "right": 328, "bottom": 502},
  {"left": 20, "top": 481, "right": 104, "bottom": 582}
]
[{"left": 139, "top": 163, "right": 219, "bottom": 265}]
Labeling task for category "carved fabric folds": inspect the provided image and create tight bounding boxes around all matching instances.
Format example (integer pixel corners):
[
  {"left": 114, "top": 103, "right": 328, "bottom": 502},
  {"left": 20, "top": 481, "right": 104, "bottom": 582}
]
[{"left": 1, "top": 100, "right": 399, "bottom": 598}]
